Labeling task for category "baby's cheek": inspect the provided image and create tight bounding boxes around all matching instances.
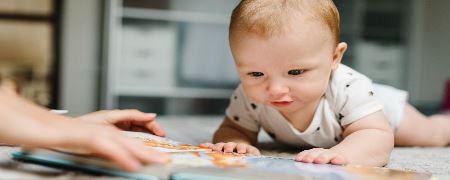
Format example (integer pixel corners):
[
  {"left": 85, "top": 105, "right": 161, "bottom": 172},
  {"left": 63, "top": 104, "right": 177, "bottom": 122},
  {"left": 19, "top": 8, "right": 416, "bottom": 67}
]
[{"left": 246, "top": 91, "right": 266, "bottom": 103}]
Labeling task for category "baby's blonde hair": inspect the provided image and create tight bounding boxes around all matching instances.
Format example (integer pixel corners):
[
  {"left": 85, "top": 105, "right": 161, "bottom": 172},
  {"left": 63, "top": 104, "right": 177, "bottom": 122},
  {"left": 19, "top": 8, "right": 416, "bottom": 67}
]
[{"left": 230, "top": 0, "right": 340, "bottom": 46}]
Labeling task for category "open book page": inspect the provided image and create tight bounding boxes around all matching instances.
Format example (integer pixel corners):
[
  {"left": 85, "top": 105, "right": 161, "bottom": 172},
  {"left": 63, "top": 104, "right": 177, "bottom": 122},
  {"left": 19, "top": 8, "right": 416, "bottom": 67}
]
[
  {"left": 125, "top": 131, "right": 433, "bottom": 179},
  {"left": 27, "top": 131, "right": 210, "bottom": 155},
  {"left": 14, "top": 131, "right": 433, "bottom": 180},
  {"left": 140, "top": 151, "right": 432, "bottom": 180},
  {"left": 122, "top": 131, "right": 210, "bottom": 153}
]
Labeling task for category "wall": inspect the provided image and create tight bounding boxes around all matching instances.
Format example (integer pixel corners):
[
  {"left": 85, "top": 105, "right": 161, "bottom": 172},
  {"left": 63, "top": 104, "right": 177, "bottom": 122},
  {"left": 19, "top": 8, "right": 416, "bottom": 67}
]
[
  {"left": 410, "top": 0, "right": 450, "bottom": 106},
  {"left": 59, "top": 0, "right": 101, "bottom": 116}
]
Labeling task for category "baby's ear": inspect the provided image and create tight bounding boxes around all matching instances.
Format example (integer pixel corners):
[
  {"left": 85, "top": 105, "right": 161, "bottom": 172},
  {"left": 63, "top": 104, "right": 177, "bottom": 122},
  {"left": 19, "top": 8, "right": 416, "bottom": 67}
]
[{"left": 332, "top": 42, "right": 348, "bottom": 70}]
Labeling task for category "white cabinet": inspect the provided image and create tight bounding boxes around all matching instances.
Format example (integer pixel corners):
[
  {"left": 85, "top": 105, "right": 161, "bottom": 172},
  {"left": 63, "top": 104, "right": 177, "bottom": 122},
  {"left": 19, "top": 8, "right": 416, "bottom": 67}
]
[
  {"left": 118, "top": 23, "right": 177, "bottom": 92},
  {"left": 101, "top": 0, "right": 240, "bottom": 114}
]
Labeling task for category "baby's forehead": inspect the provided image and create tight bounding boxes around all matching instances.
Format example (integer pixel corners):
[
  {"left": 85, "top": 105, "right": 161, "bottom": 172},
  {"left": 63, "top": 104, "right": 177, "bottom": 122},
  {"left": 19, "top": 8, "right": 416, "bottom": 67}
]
[
  {"left": 234, "top": 11, "right": 324, "bottom": 37},
  {"left": 229, "top": 0, "right": 340, "bottom": 45},
  {"left": 230, "top": 18, "right": 333, "bottom": 47},
  {"left": 232, "top": 32, "right": 333, "bottom": 67}
]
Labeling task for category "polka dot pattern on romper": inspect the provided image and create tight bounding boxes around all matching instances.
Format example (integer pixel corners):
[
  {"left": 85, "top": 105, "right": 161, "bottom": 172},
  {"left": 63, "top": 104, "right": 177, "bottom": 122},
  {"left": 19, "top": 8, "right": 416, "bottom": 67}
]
[
  {"left": 250, "top": 103, "right": 257, "bottom": 110},
  {"left": 338, "top": 113, "right": 344, "bottom": 120}
]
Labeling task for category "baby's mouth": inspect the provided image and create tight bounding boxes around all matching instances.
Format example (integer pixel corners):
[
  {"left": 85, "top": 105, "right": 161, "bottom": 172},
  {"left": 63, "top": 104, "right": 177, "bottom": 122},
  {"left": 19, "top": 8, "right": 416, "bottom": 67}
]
[{"left": 270, "top": 101, "right": 293, "bottom": 107}]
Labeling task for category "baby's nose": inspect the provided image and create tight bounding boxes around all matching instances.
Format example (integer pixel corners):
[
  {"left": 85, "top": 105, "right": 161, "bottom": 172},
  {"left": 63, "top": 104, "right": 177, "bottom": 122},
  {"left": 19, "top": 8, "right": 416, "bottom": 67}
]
[{"left": 267, "top": 81, "right": 289, "bottom": 98}]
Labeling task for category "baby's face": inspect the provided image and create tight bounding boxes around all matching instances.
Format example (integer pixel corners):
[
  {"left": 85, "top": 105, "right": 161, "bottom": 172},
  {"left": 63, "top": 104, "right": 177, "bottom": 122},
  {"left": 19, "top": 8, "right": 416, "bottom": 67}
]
[{"left": 230, "top": 20, "right": 343, "bottom": 115}]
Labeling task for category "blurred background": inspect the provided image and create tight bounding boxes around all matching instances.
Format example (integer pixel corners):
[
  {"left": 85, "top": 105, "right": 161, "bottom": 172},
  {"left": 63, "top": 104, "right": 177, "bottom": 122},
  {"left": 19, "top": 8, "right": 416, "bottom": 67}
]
[{"left": 0, "top": 0, "right": 449, "bottom": 117}]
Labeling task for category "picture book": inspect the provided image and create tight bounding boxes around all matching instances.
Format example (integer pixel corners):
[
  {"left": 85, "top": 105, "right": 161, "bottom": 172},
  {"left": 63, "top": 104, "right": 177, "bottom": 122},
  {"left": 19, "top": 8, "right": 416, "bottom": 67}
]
[
  {"left": 121, "top": 131, "right": 210, "bottom": 153},
  {"left": 13, "top": 131, "right": 433, "bottom": 180}
]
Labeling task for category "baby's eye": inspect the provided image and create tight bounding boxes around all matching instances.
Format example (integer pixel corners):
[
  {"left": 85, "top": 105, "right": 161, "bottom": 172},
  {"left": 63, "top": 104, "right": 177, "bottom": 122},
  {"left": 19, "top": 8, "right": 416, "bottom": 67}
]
[
  {"left": 288, "top": 69, "right": 305, "bottom": 76},
  {"left": 247, "top": 72, "right": 264, "bottom": 77}
]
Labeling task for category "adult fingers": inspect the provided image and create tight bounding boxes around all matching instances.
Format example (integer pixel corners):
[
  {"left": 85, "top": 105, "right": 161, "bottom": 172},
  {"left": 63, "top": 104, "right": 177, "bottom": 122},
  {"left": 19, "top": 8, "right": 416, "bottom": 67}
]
[
  {"left": 116, "top": 135, "right": 171, "bottom": 164},
  {"left": 129, "top": 125, "right": 150, "bottom": 132},
  {"left": 107, "top": 110, "right": 165, "bottom": 136},
  {"left": 89, "top": 135, "right": 140, "bottom": 171},
  {"left": 143, "top": 121, "right": 165, "bottom": 137},
  {"left": 115, "top": 121, "right": 132, "bottom": 130},
  {"left": 76, "top": 111, "right": 105, "bottom": 123},
  {"left": 105, "top": 109, "right": 156, "bottom": 124}
]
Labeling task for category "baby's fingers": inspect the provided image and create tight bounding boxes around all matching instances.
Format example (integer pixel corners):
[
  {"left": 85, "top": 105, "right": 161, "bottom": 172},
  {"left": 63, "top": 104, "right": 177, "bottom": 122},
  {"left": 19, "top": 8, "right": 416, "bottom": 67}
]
[
  {"left": 199, "top": 143, "right": 214, "bottom": 149},
  {"left": 212, "top": 142, "right": 226, "bottom": 152},
  {"left": 223, "top": 142, "right": 237, "bottom": 153},
  {"left": 236, "top": 143, "right": 248, "bottom": 154},
  {"left": 313, "top": 152, "right": 339, "bottom": 164},
  {"left": 295, "top": 151, "right": 306, "bottom": 162},
  {"left": 246, "top": 145, "right": 261, "bottom": 155},
  {"left": 296, "top": 148, "right": 324, "bottom": 163},
  {"left": 330, "top": 155, "right": 347, "bottom": 165}
]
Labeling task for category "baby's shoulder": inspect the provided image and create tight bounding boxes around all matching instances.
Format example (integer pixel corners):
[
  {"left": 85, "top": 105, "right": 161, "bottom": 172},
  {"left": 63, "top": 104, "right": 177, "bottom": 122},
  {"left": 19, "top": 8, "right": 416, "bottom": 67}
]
[
  {"left": 328, "top": 64, "right": 373, "bottom": 92},
  {"left": 330, "top": 64, "right": 371, "bottom": 85},
  {"left": 326, "top": 64, "right": 374, "bottom": 106},
  {"left": 325, "top": 64, "right": 383, "bottom": 126}
]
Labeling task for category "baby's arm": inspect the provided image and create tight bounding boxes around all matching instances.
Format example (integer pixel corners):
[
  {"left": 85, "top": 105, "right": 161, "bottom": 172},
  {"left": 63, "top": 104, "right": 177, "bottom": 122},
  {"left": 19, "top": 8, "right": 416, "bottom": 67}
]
[
  {"left": 296, "top": 111, "right": 394, "bottom": 166},
  {"left": 213, "top": 117, "right": 258, "bottom": 144},
  {"left": 200, "top": 117, "right": 260, "bottom": 155}
]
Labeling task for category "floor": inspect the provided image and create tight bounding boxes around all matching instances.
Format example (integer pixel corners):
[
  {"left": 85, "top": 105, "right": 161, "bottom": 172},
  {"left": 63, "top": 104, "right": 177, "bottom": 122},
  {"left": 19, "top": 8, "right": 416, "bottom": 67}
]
[
  {"left": 158, "top": 116, "right": 450, "bottom": 179},
  {"left": 0, "top": 116, "right": 448, "bottom": 179}
]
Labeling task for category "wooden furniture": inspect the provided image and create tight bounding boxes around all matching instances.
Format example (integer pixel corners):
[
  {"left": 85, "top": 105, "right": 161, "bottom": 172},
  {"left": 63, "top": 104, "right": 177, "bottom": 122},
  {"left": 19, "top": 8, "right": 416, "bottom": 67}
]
[{"left": 0, "top": 0, "right": 61, "bottom": 108}]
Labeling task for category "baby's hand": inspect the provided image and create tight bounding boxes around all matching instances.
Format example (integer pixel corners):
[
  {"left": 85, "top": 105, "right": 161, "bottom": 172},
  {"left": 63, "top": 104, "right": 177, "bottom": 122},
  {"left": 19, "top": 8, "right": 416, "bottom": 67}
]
[
  {"left": 295, "top": 148, "right": 346, "bottom": 165},
  {"left": 199, "top": 142, "right": 260, "bottom": 155}
]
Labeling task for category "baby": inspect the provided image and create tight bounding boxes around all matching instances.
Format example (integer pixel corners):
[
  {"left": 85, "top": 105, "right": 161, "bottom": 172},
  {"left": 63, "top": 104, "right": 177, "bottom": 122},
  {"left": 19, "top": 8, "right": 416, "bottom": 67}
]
[{"left": 201, "top": 0, "right": 450, "bottom": 167}]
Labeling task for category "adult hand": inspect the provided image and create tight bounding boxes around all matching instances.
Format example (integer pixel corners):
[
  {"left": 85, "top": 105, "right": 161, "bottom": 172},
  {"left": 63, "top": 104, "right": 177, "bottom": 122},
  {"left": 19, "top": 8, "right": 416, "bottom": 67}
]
[
  {"left": 0, "top": 91, "right": 171, "bottom": 171},
  {"left": 52, "top": 120, "right": 171, "bottom": 171},
  {"left": 76, "top": 109, "right": 165, "bottom": 137}
]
